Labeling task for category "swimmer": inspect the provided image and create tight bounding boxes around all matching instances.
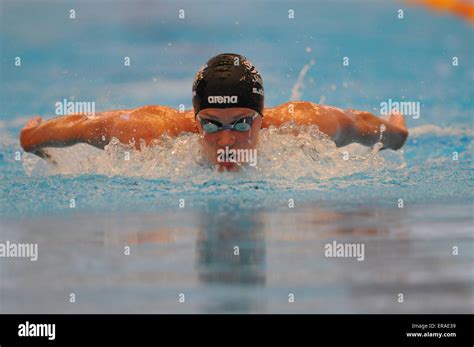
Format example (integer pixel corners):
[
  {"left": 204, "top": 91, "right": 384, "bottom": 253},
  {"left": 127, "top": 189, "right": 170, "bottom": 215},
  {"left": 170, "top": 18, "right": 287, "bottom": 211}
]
[{"left": 20, "top": 53, "right": 408, "bottom": 172}]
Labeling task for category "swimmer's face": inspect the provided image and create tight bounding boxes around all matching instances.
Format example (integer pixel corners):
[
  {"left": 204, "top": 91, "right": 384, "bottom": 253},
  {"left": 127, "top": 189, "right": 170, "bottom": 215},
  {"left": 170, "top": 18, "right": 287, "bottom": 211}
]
[{"left": 196, "top": 107, "right": 262, "bottom": 171}]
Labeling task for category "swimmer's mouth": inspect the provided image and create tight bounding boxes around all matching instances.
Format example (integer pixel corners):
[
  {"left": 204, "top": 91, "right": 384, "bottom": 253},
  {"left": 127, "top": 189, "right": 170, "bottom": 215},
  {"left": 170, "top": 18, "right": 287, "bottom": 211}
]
[
  {"left": 216, "top": 153, "right": 237, "bottom": 168},
  {"left": 217, "top": 159, "right": 240, "bottom": 172},
  {"left": 219, "top": 161, "right": 236, "bottom": 168}
]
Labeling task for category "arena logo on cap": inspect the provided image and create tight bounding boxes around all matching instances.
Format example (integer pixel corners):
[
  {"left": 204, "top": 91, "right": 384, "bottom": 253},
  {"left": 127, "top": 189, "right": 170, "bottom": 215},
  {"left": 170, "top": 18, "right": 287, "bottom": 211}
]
[{"left": 208, "top": 95, "right": 238, "bottom": 104}]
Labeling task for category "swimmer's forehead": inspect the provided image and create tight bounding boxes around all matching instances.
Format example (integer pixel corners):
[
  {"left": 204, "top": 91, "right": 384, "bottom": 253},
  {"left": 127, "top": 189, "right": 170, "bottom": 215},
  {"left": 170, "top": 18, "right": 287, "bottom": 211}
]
[{"left": 199, "top": 107, "right": 256, "bottom": 119}]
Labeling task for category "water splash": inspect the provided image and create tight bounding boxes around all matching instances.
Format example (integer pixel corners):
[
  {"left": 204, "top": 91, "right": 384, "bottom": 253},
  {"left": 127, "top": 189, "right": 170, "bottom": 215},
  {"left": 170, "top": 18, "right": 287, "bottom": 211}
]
[
  {"left": 290, "top": 60, "right": 316, "bottom": 100},
  {"left": 21, "top": 121, "right": 397, "bottom": 185}
]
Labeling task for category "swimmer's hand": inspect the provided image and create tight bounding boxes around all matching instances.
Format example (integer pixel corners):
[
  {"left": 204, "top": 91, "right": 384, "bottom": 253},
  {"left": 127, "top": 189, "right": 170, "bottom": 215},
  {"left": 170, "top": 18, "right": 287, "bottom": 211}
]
[
  {"left": 380, "top": 111, "right": 408, "bottom": 150},
  {"left": 20, "top": 115, "right": 42, "bottom": 152},
  {"left": 345, "top": 108, "right": 409, "bottom": 150},
  {"left": 20, "top": 116, "right": 57, "bottom": 164},
  {"left": 384, "top": 111, "right": 408, "bottom": 134}
]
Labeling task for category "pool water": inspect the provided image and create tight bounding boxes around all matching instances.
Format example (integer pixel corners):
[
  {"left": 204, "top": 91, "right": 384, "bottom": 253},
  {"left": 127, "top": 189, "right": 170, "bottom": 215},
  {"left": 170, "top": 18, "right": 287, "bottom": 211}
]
[{"left": 0, "top": 0, "right": 473, "bottom": 313}]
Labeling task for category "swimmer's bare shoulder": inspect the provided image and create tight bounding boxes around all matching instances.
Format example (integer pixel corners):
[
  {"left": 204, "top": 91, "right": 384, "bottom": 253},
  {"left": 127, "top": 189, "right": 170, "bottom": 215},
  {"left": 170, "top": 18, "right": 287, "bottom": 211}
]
[
  {"left": 263, "top": 101, "right": 408, "bottom": 150},
  {"left": 20, "top": 105, "right": 198, "bottom": 156}
]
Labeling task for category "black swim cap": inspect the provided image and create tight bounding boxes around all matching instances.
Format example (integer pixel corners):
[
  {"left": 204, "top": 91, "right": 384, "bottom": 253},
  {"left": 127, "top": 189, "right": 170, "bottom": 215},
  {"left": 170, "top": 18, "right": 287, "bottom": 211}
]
[{"left": 192, "top": 53, "right": 264, "bottom": 115}]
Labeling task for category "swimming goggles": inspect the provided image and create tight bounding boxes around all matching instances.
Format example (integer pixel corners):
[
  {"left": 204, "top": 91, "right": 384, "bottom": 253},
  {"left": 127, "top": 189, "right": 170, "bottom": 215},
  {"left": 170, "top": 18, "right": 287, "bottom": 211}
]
[{"left": 197, "top": 112, "right": 260, "bottom": 133}]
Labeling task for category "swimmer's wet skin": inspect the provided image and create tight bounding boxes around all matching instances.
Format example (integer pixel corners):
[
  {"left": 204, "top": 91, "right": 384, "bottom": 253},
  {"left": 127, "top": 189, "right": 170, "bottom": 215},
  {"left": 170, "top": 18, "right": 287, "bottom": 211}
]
[{"left": 20, "top": 53, "right": 408, "bottom": 172}]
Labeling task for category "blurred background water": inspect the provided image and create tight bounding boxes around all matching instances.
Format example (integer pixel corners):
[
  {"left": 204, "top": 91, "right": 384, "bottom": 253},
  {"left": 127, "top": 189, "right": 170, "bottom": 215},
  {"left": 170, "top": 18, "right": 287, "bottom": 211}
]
[{"left": 0, "top": 0, "right": 473, "bottom": 313}]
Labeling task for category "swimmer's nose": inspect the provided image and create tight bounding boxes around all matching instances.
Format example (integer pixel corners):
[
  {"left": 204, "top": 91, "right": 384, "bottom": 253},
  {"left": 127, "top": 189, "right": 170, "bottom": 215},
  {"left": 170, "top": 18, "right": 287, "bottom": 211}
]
[{"left": 216, "top": 130, "right": 236, "bottom": 147}]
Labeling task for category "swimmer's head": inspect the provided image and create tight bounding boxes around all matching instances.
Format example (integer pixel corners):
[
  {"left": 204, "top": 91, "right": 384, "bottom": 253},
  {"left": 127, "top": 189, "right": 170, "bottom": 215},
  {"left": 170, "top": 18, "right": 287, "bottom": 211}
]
[
  {"left": 192, "top": 53, "right": 264, "bottom": 115},
  {"left": 192, "top": 53, "right": 264, "bottom": 171}
]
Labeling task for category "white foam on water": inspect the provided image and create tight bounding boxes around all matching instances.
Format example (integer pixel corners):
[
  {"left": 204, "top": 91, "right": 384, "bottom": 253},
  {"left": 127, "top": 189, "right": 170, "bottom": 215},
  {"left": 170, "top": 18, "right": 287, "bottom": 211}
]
[
  {"left": 410, "top": 124, "right": 474, "bottom": 137},
  {"left": 21, "top": 121, "right": 400, "bottom": 182}
]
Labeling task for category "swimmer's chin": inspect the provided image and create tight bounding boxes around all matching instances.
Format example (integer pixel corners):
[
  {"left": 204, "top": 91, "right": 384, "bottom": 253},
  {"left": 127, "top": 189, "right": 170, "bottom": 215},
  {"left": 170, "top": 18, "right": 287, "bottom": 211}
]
[{"left": 217, "top": 161, "right": 240, "bottom": 172}]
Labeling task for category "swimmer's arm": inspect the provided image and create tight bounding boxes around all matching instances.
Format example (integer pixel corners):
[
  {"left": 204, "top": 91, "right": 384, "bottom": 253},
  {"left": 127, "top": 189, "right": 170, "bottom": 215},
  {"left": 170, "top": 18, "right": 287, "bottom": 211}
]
[
  {"left": 264, "top": 102, "right": 408, "bottom": 150},
  {"left": 345, "top": 109, "right": 409, "bottom": 150},
  {"left": 20, "top": 113, "right": 115, "bottom": 156},
  {"left": 20, "top": 106, "right": 198, "bottom": 158}
]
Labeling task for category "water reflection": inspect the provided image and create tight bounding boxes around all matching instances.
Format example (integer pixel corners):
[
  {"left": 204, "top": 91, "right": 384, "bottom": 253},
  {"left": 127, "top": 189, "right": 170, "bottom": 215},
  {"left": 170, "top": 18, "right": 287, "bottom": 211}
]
[
  {"left": 111, "top": 205, "right": 473, "bottom": 313},
  {"left": 196, "top": 210, "right": 266, "bottom": 286},
  {"left": 195, "top": 209, "right": 266, "bottom": 313}
]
